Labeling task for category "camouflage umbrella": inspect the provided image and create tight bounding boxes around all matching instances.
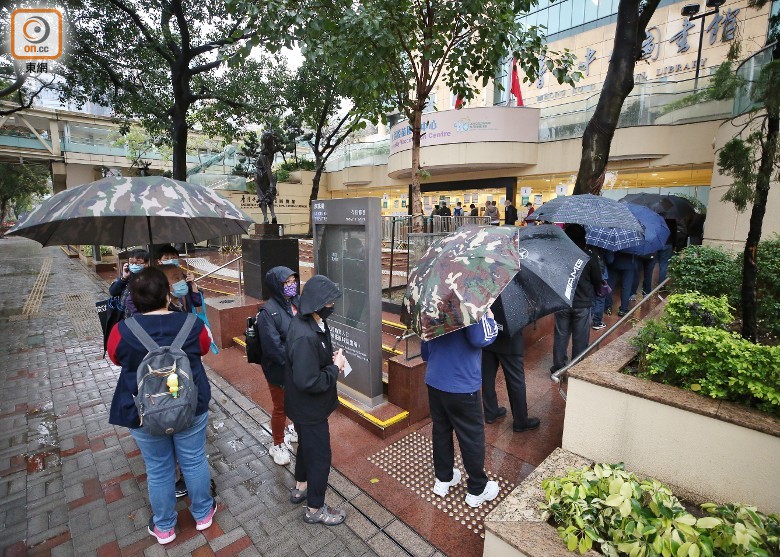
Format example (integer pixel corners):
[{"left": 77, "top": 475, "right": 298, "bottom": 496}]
[
  {"left": 7, "top": 176, "right": 253, "bottom": 247},
  {"left": 402, "top": 226, "right": 521, "bottom": 341}
]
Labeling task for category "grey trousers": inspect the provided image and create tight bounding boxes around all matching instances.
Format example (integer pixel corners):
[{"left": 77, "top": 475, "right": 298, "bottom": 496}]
[{"left": 552, "top": 307, "right": 592, "bottom": 370}]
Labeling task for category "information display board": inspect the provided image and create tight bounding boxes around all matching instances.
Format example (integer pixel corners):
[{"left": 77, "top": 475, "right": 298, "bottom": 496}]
[{"left": 312, "top": 198, "right": 383, "bottom": 407}]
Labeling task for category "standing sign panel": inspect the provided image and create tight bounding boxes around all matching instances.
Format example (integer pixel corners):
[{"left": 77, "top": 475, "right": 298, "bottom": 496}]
[{"left": 312, "top": 198, "right": 383, "bottom": 407}]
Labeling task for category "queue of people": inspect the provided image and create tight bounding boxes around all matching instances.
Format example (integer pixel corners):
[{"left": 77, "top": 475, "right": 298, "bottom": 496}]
[{"left": 105, "top": 212, "right": 684, "bottom": 545}]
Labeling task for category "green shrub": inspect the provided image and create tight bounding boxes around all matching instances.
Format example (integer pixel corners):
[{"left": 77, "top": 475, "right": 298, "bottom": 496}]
[
  {"left": 81, "top": 245, "right": 114, "bottom": 257},
  {"left": 278, "top": 159, "right": 316, "bottom": 172},
  {"left": 274, "top": 168, "right": 291, "bottom": 182},
  {"left": 542, "top": 462, "right": 780, "bottom": 557},
  {"left": 632, "top": 293, "right": 780, "bottom": 417},
  {"left": 668, "top": 246, "right": 740, "bottom": 305},
  {"left": 738, "top": 235, "right": 780, "bottom": 337}
]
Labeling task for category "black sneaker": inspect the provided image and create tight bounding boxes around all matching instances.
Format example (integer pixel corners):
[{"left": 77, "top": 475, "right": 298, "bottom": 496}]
[
  {"left": 617, "top": 309, "right": 628, "bottom": 317},
  {"left": 485, "top": 407, "right": 507, "bottom": 424},
  {"left": 592, "top": 321, "right": 606, "bottom": 330},
  {"left": 175, "top": 479, "right": 188, "bottom": 498},
  {"left": 605, "top": 308, "right": 612, "bottom": 316}
]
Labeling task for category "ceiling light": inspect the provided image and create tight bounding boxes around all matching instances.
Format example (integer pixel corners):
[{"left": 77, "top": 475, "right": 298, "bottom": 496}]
[
  {"left": 652, "top": 173, "right": 658, "bottom": 176},
  {"left": 545, "top": 179, "right": 550, "bottom": 182},
  {"left": 396, "top": 189, "right": 401, "bottom": 192}
]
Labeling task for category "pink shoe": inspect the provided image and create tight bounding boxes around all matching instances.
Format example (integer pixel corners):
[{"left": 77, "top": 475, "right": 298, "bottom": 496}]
[
  {"left": 195, "top": 501, "right": 217, "bottom": 531},
  {"left": 147, "top": 518, "right": 176, "bottom": 545}
]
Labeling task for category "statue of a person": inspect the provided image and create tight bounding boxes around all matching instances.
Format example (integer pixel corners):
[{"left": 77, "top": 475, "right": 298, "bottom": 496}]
[{"left": 255, "top": 131, "right": 278, "bottom": 224}]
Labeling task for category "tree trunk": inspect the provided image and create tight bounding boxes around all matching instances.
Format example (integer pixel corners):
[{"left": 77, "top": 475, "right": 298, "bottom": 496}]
[
  {"left": 410, "top": 110, "right": 423, "bottom": 232},
  {"left": 171, "top": 105, "right": 188, "bottom": 180},
  {"left": 0, "top": 198, "right": 8, "bottom": 227},
  {"left": 573, "top": 0, "right": 641, "bottom": 195},
  {"left": 741, "top": 50, "right": 779, "bottom": 342},
  {"left": 307, "top": 159, "right": 324, "bottom": 238}
]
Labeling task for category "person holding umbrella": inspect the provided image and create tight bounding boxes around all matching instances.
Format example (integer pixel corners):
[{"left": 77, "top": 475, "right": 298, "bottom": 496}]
[
  {"left": 551, "top": 225, "right": 602, "bottom": 374},
  {"left": 423, "top": 310, "right": 500, "bottom": 507},
  {"left": 109, "top": 248, "right": 150, "bottom": 317},
  {"left": 481, "top": 318, "right": 540, "bottom": 433}
]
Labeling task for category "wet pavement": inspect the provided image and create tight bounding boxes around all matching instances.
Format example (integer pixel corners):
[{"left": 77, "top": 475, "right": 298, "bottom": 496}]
[
  {"left": 0, "top": 236, "right": 661, "bottom": 557},
  {"left": 0, "top": 238, "right": 442, "bottom": 557}
]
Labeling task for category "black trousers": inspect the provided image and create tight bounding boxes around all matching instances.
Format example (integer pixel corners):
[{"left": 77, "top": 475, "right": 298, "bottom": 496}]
[
  {"left": 481, "top": 351, "right": 529, "bottom": 429},
  {"left": 427, "top": 386, "right": 488, "bottom": 496},
  {"left": 294, "top": 420, "right": 331, "bottom": 509}
]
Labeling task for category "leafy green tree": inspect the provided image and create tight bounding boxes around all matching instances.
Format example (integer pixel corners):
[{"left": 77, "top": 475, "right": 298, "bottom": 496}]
[
  {"left": 572, "top": 0, "right": 662, "bottom": 194},
  {"left": 276, "top": 0, "right": 578, "bottom": 231},
  {"left": 111, "top": 126, "right": 172, "bottom": 176},
  {"left": 0, "top": 163, "right": 50, "bottom": 227},
  {"left": 286, "top": 59, "right": 367, "bottom": 232},
  {"left": 717, "top": 36, "right": 779, "bottom": 342},
  {"left": 233, "top": 131, "right": 261, "bottom": 180},
  {"left": 58, "top": 0, "right": 289, "bottom": 179}
]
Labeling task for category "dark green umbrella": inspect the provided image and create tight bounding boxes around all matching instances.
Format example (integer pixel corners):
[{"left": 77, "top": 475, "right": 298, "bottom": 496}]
[{"left": 7, "top": 176, "right": 253, "bottom": 247}]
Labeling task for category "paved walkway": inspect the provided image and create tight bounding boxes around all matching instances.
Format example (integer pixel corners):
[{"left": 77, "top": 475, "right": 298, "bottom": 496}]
[{"left": 0, "top": 238, "right": 441, "bottom": 557}]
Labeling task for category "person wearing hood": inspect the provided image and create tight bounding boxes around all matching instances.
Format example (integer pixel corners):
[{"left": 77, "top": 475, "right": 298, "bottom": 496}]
[
  {"left": 256, "top": 266, "right": 300, "bottom": 466},
  {"left": 285, "top": 275, "right": 347, "bottom": 526}
]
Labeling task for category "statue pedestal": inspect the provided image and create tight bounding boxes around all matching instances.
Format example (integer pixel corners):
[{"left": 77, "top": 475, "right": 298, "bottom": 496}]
[
  {"left": 242, "top": 237, "right": 300, "bottom": 301},
  {"left": 203, "top": 294, "right": 261, "bottom": 349},
  {"left": 252, "top": 223, "right": 284, "bottom": 238}
]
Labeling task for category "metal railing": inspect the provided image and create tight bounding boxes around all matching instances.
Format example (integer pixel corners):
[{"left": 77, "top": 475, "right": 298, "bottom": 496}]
[
  {"left": 431, "top": 215, "right": 492, "bottom": 233},
  {"left": 550, "top": 278, "right": 670, "bottom": 401},
  {"left": 382, "top": 215, "right": 411, "bottom": 247},
  {"left": 192, "top": 254, "right": 244, "bottom": 297}
]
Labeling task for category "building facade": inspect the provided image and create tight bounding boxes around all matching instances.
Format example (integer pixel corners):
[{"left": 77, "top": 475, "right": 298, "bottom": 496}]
[{"left": 322, "top": 0, "right": 779, "bottom": 247}]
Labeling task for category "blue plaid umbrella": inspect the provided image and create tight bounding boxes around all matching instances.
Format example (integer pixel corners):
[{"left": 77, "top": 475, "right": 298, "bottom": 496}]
[
  {"left": 526, "top": 194, "right": 643, "bottom": 231},
  {"left": 585, "top": 203, "right": 670, "bottom": 254},
  {"left": 584, "top": 226, "right": 643, "bottom": 251}
]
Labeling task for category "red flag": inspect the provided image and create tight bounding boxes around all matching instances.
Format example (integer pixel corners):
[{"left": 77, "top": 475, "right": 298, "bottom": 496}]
[
  {"left": 455, "top": 95, "right": 464, "bottom": 109},
  {"left": 511, "top": 59, "right": 523, "bottom": 107}
]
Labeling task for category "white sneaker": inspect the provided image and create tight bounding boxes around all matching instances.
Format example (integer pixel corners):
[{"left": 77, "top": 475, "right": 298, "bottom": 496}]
[
  {"left": 465, "top": 480, "right": 499, "bottom": 508},
  {"left": 432, "top": 468, "right": 462, "bottom": 497},
  {"left": 285, "top": 424, "right": 298, "bottom": 444},
  {"left": 269, "top": 444, "right": 291, "bottom": 466}
]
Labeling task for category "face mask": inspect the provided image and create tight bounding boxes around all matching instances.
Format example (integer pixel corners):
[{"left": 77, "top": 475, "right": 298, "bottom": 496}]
[
  {"left": 172, "top": 280, "right": 189, "bottom": 298},
  {"left": 283, "top": 283, "right": 297, "bottom": 297},
  {"left": 129, "top": 263, "right": 144, "bottom": 273},
  {"left": 318, "top": 306, "right": 335, "bottom": 321},
  {"left": 162, "top": 258, "right": 179, "bottom": 266}
]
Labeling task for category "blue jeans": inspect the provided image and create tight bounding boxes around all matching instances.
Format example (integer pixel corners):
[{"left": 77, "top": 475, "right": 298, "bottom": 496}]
[
  {"left": 130, "top": 411, "right": 213, "bottom": 531},
  {"left": 606, "top": 267, "right": 635, "bottom": 313},
  {"left": 658, "top": 245, "right": 674, "bottom": 283}
]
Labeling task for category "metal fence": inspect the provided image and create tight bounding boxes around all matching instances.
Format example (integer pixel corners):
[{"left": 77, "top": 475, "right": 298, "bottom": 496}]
[
  {"left": 381, "top": 216, "right": 411, "bottom": 248},
  {"left": 431, "top": 215, "right": 491, "bottom": 233}
]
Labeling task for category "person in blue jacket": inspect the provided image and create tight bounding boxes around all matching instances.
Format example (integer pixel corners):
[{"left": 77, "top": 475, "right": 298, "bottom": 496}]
[{"left": 422, "top": 310, "right": 500, "bottom": 508}]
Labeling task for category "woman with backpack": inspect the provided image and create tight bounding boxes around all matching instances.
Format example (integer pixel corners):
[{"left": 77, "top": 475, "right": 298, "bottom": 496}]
[
  {"left": 256, "top": 266, "right": 300, "bottom": 466},
  {"left": 107, "top": 268, "right": 216, "bottom": 545}
]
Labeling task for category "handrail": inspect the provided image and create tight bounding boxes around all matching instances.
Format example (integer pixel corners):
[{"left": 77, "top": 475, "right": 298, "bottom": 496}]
[
  {"left": 192, "top": 255, "right": 242, "bottom": 283},
  {"left": 550, "top": 278, "right": 670, "bottom": 400}
]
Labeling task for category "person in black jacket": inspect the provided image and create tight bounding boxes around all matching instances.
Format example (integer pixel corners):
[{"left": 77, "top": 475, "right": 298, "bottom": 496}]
[
  {"left": 551, "top": 224, "right": 603, "bottom": 374},
  {"left": 285, "top": 275, "right": 347, "bottom": 525},
  {"left": 257, "top": 266, "right": 300, "bottom": 466},
  {"left": 481, "top": 323, "right": 540, "bottom": 433},
  {"left": 504, "top": 200, "right": 518, "bottom": 226}
]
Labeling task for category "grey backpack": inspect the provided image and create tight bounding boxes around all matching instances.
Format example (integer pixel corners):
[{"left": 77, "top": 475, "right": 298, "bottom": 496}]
[{"left": 124, "top": 314, "right": 199, "bottom": 435}]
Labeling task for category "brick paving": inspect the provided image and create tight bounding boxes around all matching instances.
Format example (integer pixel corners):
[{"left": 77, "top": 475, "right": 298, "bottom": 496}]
[{"left": 0, "top": 238, "right": 442, "bottom": 557}]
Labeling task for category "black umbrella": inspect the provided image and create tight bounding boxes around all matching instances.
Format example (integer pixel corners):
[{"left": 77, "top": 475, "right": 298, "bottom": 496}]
[
  {"left": 619, "top": 193, "right": 697, "bottom": 221},
  {"left": 492, "top": 225, "right": 590, "bottom": 336}
]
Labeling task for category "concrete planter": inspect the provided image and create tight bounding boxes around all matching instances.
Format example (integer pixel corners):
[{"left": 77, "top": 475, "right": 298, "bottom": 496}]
[{"left": 562, "top": 321, "right": 780, "bottom": 514}]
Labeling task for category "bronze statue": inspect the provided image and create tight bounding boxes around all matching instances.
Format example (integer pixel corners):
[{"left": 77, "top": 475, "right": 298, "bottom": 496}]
[{"left": 255, "top": 131, "right": 278, "bottom": 224}]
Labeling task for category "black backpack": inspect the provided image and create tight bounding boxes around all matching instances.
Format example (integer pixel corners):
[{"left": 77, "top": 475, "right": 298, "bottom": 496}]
[
  {"left": 245, "top": 307, "right": 282, "bottom": 365},
  {"left": 124, "top": 314, "right": 199, "bottom": 436}
]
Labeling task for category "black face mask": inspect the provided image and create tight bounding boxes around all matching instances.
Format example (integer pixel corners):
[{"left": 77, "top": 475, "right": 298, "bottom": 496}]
[{"left": 318, "top": 306, "right": 335, "bottom": 321}]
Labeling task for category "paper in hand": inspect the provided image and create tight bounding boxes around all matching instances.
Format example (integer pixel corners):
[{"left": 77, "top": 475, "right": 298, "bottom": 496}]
[{"left": 342, "top": 356, "right": 352, "bottom": 378}]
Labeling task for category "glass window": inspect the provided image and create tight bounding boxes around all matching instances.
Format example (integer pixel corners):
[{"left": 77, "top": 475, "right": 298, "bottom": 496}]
[
  {"left": 526, "top": 11, "right": 538, "bottom": 27},
  {"left": 558, "top": 0, "right": 573, "bottom": 31},
  {"left": 548, "top": 3, "right": 560, "bottom": 34},
  {"left": 597, "top": 0, "right": 611, "bottom": 19},
  {"left": 584, "top": 0, "right": 598, "bottom": 23},
  {"left": 537, "top": 0, "right": 550, "bottom": 10},
  {"left": 571, "top": 0, "right": 586, "bottom": 26},
  {"left": 536, "top": 7, "right": 548, "bottom": 30}
]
